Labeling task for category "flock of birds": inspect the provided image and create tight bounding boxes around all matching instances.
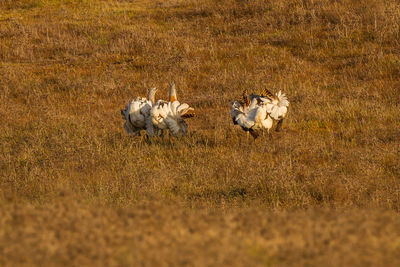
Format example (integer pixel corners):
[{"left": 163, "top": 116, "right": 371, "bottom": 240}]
[
  {"left": 121, "top": 83, "right": 289, "bottom": 140},
  {"left": 121, "top": 83, "right": 195, "bottom": 138}
]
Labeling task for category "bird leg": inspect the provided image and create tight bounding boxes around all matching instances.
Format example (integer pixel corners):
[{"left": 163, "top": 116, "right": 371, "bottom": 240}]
[
  {"left": 275, "top": 119, "right": 284, "bottom": 132},
  {"left": 249, "top": 129, "right": 259, "bottom": 140},
  {"left": 143, "top": 133, "right": 151, "bottom": 144},
  {"left": 167, "top": 130, "right": 173, "bottom": 145}
]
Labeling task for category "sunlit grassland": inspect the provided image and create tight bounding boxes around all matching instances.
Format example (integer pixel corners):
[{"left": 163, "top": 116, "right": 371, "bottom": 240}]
[{"left": 0, "top": 0, "right": 400, "bottom": 265}]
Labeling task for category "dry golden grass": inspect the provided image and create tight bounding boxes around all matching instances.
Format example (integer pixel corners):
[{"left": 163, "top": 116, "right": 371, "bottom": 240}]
[{"left": 1, "top": 0, "right": 400, "bottom": 265}]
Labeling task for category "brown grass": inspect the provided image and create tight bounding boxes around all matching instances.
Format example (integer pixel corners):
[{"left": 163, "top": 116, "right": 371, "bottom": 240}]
[{"left": 1, "top": 0, "right": 400, "bottom": 265}]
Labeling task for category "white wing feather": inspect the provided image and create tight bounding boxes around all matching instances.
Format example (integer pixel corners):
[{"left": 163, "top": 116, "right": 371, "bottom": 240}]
[
  {"left": 261, "top": 91, "right": 289, "bottom": 120},
  {"left": 170, "top": 101, "right": 181, "bottom": 116},
  {"left": 150, "top": 99, "right": 193, "bottom": 137},
  {"left": 150, "top": 101, "right": 169, "bottom": 129},
  {"left": 230, "top": 97, "right": 272, "bottom": 131}
]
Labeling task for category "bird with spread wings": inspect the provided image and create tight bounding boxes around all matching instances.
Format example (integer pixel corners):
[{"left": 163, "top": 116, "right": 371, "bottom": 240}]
[
  {"left": 230, "top": 88, "right": 289, "bottom": 139},
  {"left": 149, "top": 83, "right": 195, "bottom": 138}
]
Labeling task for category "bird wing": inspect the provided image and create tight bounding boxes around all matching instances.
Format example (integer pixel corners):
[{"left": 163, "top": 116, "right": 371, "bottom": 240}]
[
  {"left": 121, "top": 101, "right": 131, "bottom": 121},
  {"left": 145, "top": 114, "right": 156, "bottom": 137},
  {"left": 140, "top": 100, "right": 152, "bottom": 117},
  {"left": 276, "top": 90, "right": 289, "bottom": 107},
  {"left": 121, "top": 100, "right": 142, "bottom": 135},
  {"left": 270, "top": 91, "right": 289, "bottom": 120},
  {"left": 150, "top": 100, "right": 169, "bottom": 129},
  {"left": 129, "top": 98, "right": 151, "bottom": 128},
  {"left": 170, "top": 100, "right": 181, "bottom": 117},
  {"left": 164, "top": 115, "right": 187, "bottom": 137},
  {"left": 230, "top": 101, "right": 243, "bottom": 118},
  {"left": 235, "top": 113, "right": 255, "bottom": 129},
  {"left": 260, "top": 91, "right": 289, "bottom": 120},
  {"left": 230, "top": 101, "right": 255, "bottom": 129},
  {"left": 177, "top": 102, "right": 194, "bottom": 117},
  {"left": 259, "top": 88, "right": 276, "bottom": 99}
]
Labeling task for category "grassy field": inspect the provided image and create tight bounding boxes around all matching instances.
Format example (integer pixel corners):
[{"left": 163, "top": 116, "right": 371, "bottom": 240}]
[{"left": 1, "top": 0, "right": 400, "bottom": 265}]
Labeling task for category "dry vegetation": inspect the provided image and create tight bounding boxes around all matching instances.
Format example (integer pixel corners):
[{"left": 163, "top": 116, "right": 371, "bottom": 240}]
[{"left": 1, "top": 0, "right": 400, "bottom": 265}]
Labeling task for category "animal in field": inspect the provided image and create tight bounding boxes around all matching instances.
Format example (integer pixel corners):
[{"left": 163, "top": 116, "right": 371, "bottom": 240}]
[
  {"left": 121, "top": 87, "right": 157, "bottom": 136},
  {"left": 258, "top": 88, "right": 289, "bottom": 132},
  {"left": 230, "top": 88, "right": 289, "bottom": 139},
  {"left": 149, "top": 83, "right": 195, "bottom": 138}
]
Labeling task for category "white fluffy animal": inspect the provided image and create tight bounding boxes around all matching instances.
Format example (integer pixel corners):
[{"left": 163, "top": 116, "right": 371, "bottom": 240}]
[
  {"left": 149, "top": 83, "right": 194, "bottom": 138},
  {"left": 230, "top": 88, "right": 289, "bottom": 139},
  {"left": 121, "top": 87, "right": 157, "bottom": 136},
  {"left": 258, "top": 88, "right": 289, "bottom": 132}
]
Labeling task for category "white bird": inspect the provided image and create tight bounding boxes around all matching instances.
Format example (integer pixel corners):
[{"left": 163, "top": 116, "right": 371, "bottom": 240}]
[
  {"left": 149, "top": 83, "right": 194, "bottom": 138},
  {"left": 121, "top": 87, "right": 157, "bottom": 136},
  {"left": 230, "top": 88, "right": 289, "bottom": 139},
  {"left": 230, "top": 91, "right": 272, "bottom": 140}
]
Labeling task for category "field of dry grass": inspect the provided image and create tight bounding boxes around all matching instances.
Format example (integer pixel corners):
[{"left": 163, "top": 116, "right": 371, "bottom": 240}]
[{"left": 1, "top": 0, "right": 400, "bottom": 265}]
